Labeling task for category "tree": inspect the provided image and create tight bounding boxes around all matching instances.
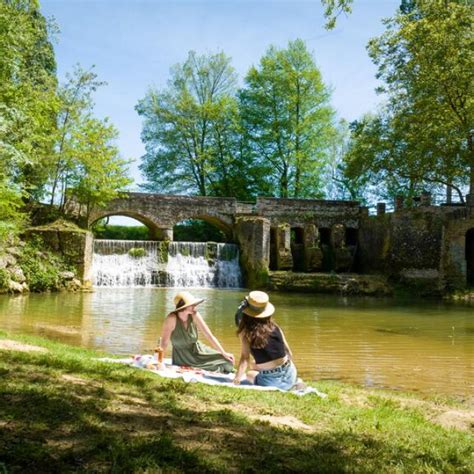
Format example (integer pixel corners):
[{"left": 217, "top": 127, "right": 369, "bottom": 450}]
[
  {"left": 0, "top": 0, "right": 58, "bottom": 202},
  {"left": 240, "top": 39, "right": 337, "bottom": 199},
  {"left": 321, "top": 0, "right": 353, "bottom": 29},
  {"left": 344, "top": 0, "right": 474, "bottom": 203},
  {"left": 66, "top": 117, "right": 132, "bottom": 221},
  {"left": 48, "top": 65, "right": 105, "bottom": 209},
  {"left": 44, "top": 65, "right": 131, "bottom": 218},
  {"left": 137, "top": 51, "right": 256, "bottom": 198}
]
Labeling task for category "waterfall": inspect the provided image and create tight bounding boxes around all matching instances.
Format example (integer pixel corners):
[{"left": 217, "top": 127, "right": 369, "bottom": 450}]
[
  {"left": 92, "top": 239, "right": 242, "bottom": 288},
  {"left": 166, "top": 242, "right": 242, "bottom": 288},
  {"left": 92, "top": 240, "right": 162, "bottom": 287}
]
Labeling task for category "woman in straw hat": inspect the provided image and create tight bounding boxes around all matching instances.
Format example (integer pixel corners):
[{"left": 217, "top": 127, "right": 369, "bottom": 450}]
[
  {"left": 159, "top": 291, "right": 234, "bottom": 373},
  {"left": 233, "top": 291, "right": 297, "bottom": 390}
]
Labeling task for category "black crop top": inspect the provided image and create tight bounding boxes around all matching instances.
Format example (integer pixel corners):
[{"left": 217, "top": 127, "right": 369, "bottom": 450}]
[{"left": 250, "top": 326, "right": 286, "bottom": 364}]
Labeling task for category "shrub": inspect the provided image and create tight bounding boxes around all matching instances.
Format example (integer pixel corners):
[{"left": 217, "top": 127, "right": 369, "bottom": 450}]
[
  {"left": 18, "top": 241, "right": 69, "bottom": 292},
  {"left": 128, "top": 247, "right": 146, "bottom": 258},
  {"left": 0, "top": 268, "right": 10, "bottom": 290}
]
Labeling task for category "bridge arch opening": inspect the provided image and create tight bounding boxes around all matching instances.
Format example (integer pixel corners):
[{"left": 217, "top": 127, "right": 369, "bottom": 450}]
[
  {"left": 173, "top": 217, "right": 232, "bottom": 243},
  {"left": 91, "top": 215, "right": 155, "bottom": 240}
]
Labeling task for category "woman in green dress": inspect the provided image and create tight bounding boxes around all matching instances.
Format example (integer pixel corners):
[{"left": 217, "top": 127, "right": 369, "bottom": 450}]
[{"left": 159, "top": 291, "right": 234, "bottom": 373}]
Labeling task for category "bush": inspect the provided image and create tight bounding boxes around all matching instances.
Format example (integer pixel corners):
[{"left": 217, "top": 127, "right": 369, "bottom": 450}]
[
  {"left": 0, "top": 268, "right": 10, "bottom": 290},
  {"left": 18, "top": 241, "right": 69, "bottom": 292},
  {"left": 128, "top": 247, "right": 146, "bottom": 258}
]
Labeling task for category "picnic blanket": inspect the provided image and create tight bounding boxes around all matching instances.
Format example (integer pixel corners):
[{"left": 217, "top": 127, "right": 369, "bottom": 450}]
[{"left": 98, "top": 354, "right": 327, "bottom": 398}]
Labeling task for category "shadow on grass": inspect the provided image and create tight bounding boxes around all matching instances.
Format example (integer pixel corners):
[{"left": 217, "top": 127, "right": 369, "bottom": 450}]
[{"left": 0, "top": 350, "right": 470, "bottom": 473}]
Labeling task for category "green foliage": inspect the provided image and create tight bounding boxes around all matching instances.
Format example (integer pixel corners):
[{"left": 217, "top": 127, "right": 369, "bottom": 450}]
[
  {"left": 0, "top": 268, "right": 9, "bottom": 290},
  {"left": 92, "top": 223, "right": 150, "bottom": 240},
  {"left": 0, "top": 179, "right": 26, "bottom": 240},
  {"left": 0, "top": 0, "right": 58, "bottom": 198},
  {"left": 240, "top": 39, "right": 337, "bottom": 198},
  {"left": 345, "top": 0, "right": 474, "bottom": 203},
  {"left": 321, "top": 0, "right": 353, "bottom": 29},
  {"left": 18, "top": 241, "right": 68, "bottom": 292},
  {"left": 48, "top": 66, "right": 132, "bottom": 217},
  {"left": 137, "top": 51, "right": 262, "bottom": 200},
  {"left": 128, "top": 247, "right": 146, "bottom": 258},
  {"left": 174, "top": 220, "right": 226, "bottom": 242}
]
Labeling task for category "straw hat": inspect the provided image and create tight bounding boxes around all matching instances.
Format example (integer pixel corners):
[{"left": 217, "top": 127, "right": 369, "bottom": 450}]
[
  {"left": 242, "top": 291, "right": 275, "bottom": 318},
  {"left": 173, "top": 291, "right": 205, "bottom": 311}
]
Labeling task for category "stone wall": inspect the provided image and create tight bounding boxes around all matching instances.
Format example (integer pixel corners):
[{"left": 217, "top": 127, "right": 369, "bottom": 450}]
[
  {"left": 358, "top": 206, "right": 474, "bottom": 294},
  {"left": 24, "top": 223, "right": 94, "bottom": 288}
]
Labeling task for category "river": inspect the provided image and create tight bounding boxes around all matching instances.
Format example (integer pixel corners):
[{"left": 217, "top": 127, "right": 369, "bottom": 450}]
[{"left": 0, "top": 288, "right": 472, "bottom": 398}]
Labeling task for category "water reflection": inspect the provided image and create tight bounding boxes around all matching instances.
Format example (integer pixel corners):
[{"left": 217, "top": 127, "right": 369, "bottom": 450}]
[{"left": 0, "top": 289, "right": 472, "bottom": 397}]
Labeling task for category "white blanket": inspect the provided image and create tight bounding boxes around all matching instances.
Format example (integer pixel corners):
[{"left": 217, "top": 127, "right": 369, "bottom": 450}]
[{"left": 98, "top": 355, "right": 327, "bottom": 398}]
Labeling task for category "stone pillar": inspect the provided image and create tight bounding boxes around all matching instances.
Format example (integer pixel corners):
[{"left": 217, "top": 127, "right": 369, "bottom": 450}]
[
  {"left": 151, "top": 227, "right": 173, "bottom": 241},
  {"left": 395, "top": 195, "right": 404, "bottom": 211},
  {"left": 360, "top": 207, "right": 370, "bottom": 217},
  {"left": 466, "top": 194, "right": 474, "bottom": 207},
  {"left": 275, "top": 224, "right": 293, "bottom": 270},
  {"left": 304, "top": 224, "right": 323, "bottom": 272},
  {"left": 235, "top": 217, "right": 270, "bottom": 289},
  {"left": 331, "top": 224, "right": 353, "bottom": 272},
  {"left": 376, "top": 202, "right": 386, "bottom": 215}
]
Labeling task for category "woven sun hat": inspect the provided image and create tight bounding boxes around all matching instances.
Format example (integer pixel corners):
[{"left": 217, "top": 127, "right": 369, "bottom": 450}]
[
  {"left": 242, "top": 291, "right": 275, "bottom": 318},
  {"left": 173, "top": 291, "right": 205, "bottom": 311}
]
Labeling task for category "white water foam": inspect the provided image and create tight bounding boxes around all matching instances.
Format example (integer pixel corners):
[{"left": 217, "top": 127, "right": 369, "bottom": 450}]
[{"left": 92, "top": 240, "right": 242, "bottom": 288}]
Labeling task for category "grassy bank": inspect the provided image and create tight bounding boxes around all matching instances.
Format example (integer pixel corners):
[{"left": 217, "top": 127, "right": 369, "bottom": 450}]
[{"left": 0, "top": 333, "right": 472, "bottom": 473}]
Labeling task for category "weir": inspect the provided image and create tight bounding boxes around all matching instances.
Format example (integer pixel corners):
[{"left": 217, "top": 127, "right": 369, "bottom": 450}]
[{"left": 92, "top": 239, "right": 242, "bottom": 288}]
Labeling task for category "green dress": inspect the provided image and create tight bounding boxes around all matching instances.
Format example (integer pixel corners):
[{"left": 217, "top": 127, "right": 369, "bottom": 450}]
[{"left": 171, "top": 315, "right": 234, "bottom": 374}]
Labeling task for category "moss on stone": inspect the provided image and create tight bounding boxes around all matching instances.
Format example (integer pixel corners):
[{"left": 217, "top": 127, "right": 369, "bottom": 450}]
[{"left": 128, "top": 248, "right": 146, "bottom": 258}]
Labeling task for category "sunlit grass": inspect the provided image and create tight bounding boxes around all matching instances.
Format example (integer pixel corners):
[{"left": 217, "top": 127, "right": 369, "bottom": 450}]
[{"left": 0, "top": 332, "right": 472, "bottom": 473}]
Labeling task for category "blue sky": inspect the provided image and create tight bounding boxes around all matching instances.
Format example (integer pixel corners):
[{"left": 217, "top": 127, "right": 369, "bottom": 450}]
[{"left": 41, "top": 0, "right": 400, "bottom": 188}]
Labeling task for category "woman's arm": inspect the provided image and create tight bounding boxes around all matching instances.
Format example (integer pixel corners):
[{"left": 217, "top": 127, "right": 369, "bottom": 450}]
[
  {"left": 279, "top": 327, "right": 293, "bottom": 360},
  {"left": 192, "top": 311, "right": 234, "bottom": 363},
  {"left": 160, "top": 313, "right": 177, "bottom": 354},
  {"left": 233, "top": 335, "right": 250, "bottom": 384}
]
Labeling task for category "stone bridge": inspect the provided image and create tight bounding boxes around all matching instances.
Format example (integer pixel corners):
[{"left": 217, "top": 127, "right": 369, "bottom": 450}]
[
  {"left": 89, "top": 193, "right": 241, "bottom": 240},
  {"left": 89, "top": 192, "right": 363, "bottom": 286},
  {"left": 89, "top": 192, "right": 361, "bottom": 241},
  {"left": 63, "top": 192, "right": 474, "bottom": 292}
]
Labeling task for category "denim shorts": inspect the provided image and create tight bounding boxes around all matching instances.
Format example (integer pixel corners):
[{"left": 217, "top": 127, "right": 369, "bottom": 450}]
[{"left": 255, "top": 360, "right": 297, "bottom": 391}]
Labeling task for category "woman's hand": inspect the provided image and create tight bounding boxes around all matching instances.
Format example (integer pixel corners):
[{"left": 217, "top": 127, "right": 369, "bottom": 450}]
[
  {"left": 232, "top": 375, "right": 241, "bottom": 385},
  {"left": 221, "top": 351, "right": 235, "bottom": 364}
]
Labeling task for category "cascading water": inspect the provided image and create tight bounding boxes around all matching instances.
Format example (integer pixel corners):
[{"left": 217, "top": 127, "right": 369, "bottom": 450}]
[
  {"left": 92, "top": 239, "right": 242, "bottom": 288},
  {"left": 166, "top": 242, "right": 242, "bottom": 288},
  {"left": 92, "top": 240, "right": 162, "bottom": 287}
]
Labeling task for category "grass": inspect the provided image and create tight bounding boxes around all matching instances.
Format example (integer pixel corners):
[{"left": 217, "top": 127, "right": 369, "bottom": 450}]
[{"left": 0, "top": 332, "right": 472, "bottom": 473}]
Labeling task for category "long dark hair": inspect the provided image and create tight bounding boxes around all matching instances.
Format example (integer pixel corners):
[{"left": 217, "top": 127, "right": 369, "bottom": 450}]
[{"left": 237, "top": 314, "right": 276, "bottom": 349}]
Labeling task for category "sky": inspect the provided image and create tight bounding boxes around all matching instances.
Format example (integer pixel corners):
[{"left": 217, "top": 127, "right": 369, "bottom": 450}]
[{"left": 41, "top": 0, "right": 400, "bottom": 191}]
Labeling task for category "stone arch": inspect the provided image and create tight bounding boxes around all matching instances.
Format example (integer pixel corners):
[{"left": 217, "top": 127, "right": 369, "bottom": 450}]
[
  {"left": 466, "top": 228, "right": 474, "bottom": 286},
  {"left": 89, "top": 211, "right": 162, "bottom": 239}
]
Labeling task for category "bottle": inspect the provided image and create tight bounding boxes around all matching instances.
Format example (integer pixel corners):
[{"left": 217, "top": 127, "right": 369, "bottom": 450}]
[{"left": 154, "top": 337, "right": 164, "bottom": 364}]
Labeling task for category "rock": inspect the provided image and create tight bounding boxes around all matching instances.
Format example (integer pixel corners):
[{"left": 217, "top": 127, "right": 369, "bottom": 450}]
[
  {"left": 65, "top": 278, "right": 82, "bottom": 291},
  {"left": 6, "top": 247, "right": 22, "bottom": 258},
  {"left": 8, "top": 280, "right": 25, "bottom": 293},
  {"left": 9, "top": 266, "right": 26, "bottom": 283},
  {"left": 0, "top": 255, "right": 8, "bottom": 269},
  {"left": 2, "top": 254, "right": 17, "bottom": 268},
  {"left": 59, "top": 271, "right": 75, "bottom": 280}
]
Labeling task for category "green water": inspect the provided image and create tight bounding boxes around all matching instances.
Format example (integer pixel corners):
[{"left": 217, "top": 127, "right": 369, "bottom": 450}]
[{"left": 0, "top": 288, "right": 472, "bottom": 397}]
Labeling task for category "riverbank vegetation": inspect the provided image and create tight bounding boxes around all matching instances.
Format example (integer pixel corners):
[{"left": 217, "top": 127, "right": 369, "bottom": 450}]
[{"left": 0, "top": 332, "right": 472, "bottom": 473}]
